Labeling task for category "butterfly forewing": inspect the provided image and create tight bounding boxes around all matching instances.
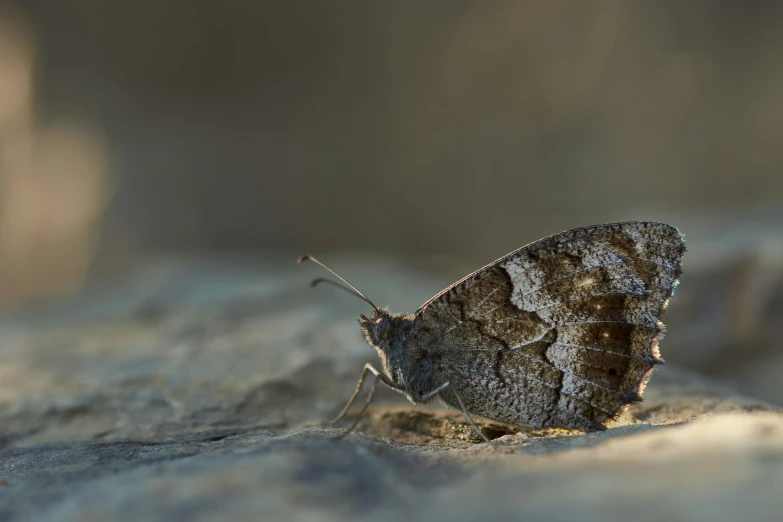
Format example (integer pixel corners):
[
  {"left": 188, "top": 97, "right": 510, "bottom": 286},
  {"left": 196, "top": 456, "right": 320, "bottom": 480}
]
[{"left": 414, "top": 222, "right": 685, "bottom": 431}]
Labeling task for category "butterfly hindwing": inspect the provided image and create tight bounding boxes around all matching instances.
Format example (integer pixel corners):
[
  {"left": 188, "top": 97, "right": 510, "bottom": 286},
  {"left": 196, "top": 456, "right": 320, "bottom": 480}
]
[{"left": 414, "top": 222, "right": 685, "bottom": 430}]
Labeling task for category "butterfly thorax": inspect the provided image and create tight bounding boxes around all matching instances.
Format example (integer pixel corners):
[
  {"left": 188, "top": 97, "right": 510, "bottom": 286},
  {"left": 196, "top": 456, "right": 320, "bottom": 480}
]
[{"left": 359, "top": 309, "right": 440, "bottom": 403}]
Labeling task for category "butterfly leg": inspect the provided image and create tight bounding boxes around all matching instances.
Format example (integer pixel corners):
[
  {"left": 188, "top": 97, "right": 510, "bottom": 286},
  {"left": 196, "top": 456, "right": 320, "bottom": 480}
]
[
  {"left": 329, "top": 363, "right": 378, "bottom": 425},
  {"left": 452, "top": 389, "right": 491, "bottom": 444},
  {"left": 333, "top": 364, "right": 406, "bottom": 439},
  {"left": 330, "top": 363, "right": 401, "bottom": 426},
  {"left": 335, "top": 373, "right": 381, "bottom": 439},
  {"left": 421, "top": 381, "right": 450, "bottom": 401}
]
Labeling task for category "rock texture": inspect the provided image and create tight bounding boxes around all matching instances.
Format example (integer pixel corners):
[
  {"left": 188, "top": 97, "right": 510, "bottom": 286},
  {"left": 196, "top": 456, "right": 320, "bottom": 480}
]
[{"left": 1, "top": 257, "right": 781, "bottom": 521}]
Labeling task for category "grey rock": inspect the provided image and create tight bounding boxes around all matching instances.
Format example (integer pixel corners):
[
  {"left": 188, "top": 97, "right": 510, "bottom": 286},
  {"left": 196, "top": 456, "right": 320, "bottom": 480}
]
[{"left": 0, "top": 257, "right": 781, "bottom": 521}]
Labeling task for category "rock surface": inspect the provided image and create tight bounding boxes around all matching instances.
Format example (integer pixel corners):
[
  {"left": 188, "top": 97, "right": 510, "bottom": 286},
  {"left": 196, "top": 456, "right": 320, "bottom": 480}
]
[{"left": 1, "top": 256, "right": 782, "bottom": 521}]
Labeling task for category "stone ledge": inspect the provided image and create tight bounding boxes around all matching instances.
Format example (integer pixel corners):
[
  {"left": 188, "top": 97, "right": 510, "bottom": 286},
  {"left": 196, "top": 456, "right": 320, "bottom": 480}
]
[{"left": 0, "top": 258, "right": 781, "bottom": 521}]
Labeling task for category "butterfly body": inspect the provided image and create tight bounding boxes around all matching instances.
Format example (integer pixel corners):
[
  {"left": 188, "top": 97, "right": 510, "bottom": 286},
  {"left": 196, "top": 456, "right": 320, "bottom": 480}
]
[
  {"left": 303, "top": 221, "right": 685, "bottom": 435},
  {"left": 360, "top": 309, "right": 446, "bottom": 405}
]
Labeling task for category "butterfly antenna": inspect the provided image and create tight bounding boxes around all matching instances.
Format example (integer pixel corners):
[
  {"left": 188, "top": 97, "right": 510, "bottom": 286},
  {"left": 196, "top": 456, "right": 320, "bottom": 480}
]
[
  {"left": 298, "top": 255, "right": 379, "bottom": 311},
  {"left": 309, "top": 278, "right": 374, "bottom": 303}
]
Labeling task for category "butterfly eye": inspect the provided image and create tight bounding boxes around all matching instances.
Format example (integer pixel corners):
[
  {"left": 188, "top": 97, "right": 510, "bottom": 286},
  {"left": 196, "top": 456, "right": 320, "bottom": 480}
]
[{"left": 375, "top": 318, "right": 390, "bottom": 339}]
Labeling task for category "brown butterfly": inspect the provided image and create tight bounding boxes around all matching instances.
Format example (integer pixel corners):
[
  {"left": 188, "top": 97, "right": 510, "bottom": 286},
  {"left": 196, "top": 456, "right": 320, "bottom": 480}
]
[{"left": 300, "top": 221, "right": 685, "bottom": 441}]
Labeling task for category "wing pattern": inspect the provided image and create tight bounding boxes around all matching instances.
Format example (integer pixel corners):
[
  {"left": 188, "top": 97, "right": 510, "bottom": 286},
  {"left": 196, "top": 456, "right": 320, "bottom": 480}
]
[{"left": 414, "top": 222, "right": 684, "bottom": 430}]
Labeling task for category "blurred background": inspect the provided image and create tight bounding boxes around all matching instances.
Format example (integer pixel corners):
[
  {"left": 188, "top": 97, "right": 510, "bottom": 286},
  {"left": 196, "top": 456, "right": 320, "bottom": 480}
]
[{"left": 1, "top": 1, "right": 782, "bottom": 403}]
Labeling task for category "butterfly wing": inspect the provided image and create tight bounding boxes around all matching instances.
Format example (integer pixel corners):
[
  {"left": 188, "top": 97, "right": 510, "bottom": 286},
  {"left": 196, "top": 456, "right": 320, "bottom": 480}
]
[{"left": 413, "top": 221, "right": 685, "bottom": 431}]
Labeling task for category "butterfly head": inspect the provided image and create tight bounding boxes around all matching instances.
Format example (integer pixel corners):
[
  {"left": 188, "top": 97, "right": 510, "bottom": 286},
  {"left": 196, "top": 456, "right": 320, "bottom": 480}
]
[
  {"left": 297, "top": 254, "right": 407, "bottom": 353},
  {"left": 359, "top": 308, "right": 394, "bottom": 346}
]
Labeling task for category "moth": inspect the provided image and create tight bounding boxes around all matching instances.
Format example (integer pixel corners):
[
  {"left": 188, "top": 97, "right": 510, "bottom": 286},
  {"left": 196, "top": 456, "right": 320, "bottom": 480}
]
[{"left": 299, "top": 221, "right": 685, "bottom": 441}]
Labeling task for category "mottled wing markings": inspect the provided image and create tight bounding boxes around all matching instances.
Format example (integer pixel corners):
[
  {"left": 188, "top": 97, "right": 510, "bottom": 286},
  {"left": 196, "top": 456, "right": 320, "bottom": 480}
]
[
  {"left": 516, "top": 260, "right": 675, "bottom": 299},
  {"left": 446, "top": 363, "right": 606, "bottom": 428},
  {"left": 415, "top": 222, "right": 684, "bottom": 431}
]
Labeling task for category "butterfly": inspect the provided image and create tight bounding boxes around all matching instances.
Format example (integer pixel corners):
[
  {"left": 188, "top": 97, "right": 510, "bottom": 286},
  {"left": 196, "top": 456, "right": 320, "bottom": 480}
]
[{"left": 299, "top": 221, "right": 685, "bottom": 441}]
